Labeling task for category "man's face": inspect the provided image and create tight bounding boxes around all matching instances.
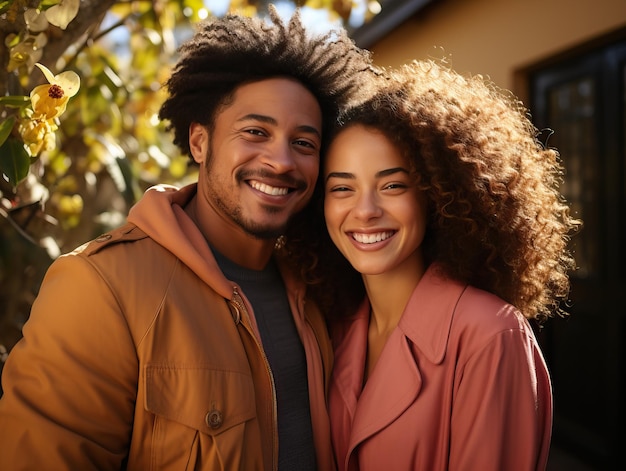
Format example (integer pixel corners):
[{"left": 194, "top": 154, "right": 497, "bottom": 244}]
[{"left": 190, "top": 78, "right": 322, "bottom": 239}]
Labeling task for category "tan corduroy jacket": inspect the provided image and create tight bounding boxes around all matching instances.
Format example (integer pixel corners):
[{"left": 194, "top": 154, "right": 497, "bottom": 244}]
[{"left": 0, "top": 184, "right": 335, "bottom": 471}]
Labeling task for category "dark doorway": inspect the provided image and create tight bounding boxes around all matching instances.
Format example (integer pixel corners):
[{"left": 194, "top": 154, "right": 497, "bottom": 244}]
[{"left": 529, "top": 32, "right": 626, "bottom": 470}]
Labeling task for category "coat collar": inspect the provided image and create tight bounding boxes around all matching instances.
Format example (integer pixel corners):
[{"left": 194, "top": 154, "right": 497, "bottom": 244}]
[
  {"left": 331, "top": 264, "right": 468, "bottom": 461},
  {"left": 398, "top": 264, "right": 467, "bottom": 365},
  {"left": 335, "top": 264, "right": 467, "bottom": 367}
]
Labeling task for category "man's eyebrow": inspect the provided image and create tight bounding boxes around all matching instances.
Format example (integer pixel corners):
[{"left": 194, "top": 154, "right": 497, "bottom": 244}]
[
  {"left": 238, "top": 113, "right": 277, "bottom": 125},
  {"left": 238, "top": 113, "right": 321, "bottom": 138},
  {"left": 325, "top": 167, "right": 409, "bottom": 183}
]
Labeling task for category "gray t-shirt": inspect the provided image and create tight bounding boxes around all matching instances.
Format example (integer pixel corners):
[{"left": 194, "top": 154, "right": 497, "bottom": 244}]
[{"left": 211, "top": 248, "right": 317, "bottom": 471}]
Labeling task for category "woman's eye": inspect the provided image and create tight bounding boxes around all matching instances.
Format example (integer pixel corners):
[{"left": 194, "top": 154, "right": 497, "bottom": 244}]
[
  {"left": 328, "top": 185, "right": 351, "bottom": 193},
  {"left": 383, "top": 182, "right": 406, "bottom": 190}
]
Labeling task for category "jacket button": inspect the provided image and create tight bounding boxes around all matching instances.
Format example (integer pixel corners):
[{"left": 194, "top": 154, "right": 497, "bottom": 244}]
[{"left": 205, "top": 409, "right": 223, "bottom": 429}]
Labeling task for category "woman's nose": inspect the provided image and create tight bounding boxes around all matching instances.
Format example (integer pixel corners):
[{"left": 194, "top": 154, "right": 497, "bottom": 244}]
[{"left": 353, "top": 191, "right": 383, "bottom": 220}]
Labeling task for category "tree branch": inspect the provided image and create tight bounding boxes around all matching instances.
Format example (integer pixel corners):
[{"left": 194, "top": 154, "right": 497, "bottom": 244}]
[{"left": 0, "top": 0, "right": 118, "bottom": 97}]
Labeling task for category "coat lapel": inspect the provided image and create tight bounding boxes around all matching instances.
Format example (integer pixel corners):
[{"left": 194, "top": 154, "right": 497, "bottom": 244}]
[
  {"left": 349, "top": 329, "right": 422, "bottom": 448},
  {"left": 337, "top": 264, "right": 467, "bottom": 463},
  {"left": 331, "top": 303, "right": 369, "bottom": 425}
]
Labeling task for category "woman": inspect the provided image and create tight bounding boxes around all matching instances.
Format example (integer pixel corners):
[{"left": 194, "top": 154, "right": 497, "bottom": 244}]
[{"left": 317, "top": 60, "right": 580, "bottom": 471}]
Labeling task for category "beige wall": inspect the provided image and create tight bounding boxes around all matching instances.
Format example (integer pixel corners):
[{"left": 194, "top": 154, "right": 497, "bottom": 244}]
[{"left": 370, "top": 0, "right": 626, "bottom": 93}]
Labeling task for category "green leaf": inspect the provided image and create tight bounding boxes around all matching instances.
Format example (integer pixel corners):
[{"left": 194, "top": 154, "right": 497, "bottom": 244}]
[
  {"left": 0, "top": 1, "right": 12, "bottom": 15},
  {"left": 0, "top": 96, "right": 30, "bottom": 108},
  {"left": 0, "top": 138, "right": 30, "bottom": 185},
  {"left": 40, "top": 0, "right": 60, "bottom": 8},
  {"left": 0, "top": 117, "right": 16, "bottom": 148}
]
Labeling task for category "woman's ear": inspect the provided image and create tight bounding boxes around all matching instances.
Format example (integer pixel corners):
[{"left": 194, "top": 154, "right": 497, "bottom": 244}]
[{"left": 189, "top": 123, "right": 209, "bottom": 164}]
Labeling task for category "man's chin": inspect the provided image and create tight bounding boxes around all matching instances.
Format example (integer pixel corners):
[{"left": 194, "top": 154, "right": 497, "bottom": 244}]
[{"left": 242, "top": 222, "right": 288, "bottom": 240}]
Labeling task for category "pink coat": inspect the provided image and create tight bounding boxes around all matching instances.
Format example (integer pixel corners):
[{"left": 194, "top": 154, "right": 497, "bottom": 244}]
[{"left": 329, "top": 265, "right": 552, "bottom": 471}]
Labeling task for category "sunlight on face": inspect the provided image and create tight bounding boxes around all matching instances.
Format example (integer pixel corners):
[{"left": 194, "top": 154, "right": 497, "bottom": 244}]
[
  {"left": 324, "top": 124, "right": 428, "bottom": 278},
  {"left": 192, "top": 78, "right": 322, "bottom": 240}
]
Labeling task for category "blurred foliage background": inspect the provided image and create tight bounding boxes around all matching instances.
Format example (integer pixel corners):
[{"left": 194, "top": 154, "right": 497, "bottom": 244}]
[{"left": 0, "top": 0, "right": 376, "bottom": 379}]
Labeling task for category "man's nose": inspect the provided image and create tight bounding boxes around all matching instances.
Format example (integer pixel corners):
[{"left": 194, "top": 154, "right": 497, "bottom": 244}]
[{"left": 261, "top": 140, "right": 297, "bottom": 173}]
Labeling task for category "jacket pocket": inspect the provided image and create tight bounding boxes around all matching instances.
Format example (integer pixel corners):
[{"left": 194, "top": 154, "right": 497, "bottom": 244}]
[{"left": 144, "top": 365, "right": 257, "bottom": 470}]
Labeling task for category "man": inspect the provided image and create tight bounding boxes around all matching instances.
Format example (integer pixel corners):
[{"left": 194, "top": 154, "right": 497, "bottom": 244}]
[{"left": 0, "top": 8, "right": 372, "bottom": 470}]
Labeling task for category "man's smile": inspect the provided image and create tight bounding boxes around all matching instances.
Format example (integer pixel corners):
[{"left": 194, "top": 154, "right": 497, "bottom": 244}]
[{"left": 249, "top": 179, "right": 290, "bottom": 196}]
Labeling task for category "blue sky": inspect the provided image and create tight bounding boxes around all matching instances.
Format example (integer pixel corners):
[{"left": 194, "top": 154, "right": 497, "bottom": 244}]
[{"left": 203, "top": 0, "right": 371, "bottom": 33}]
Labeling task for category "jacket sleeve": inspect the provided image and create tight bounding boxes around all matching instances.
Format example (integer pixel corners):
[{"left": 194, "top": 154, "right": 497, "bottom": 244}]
[
  {"left": 449, "top": 327, "right": 552, "bottom": 471},
  {"left": 0, "top": 253, "right": 138, "bottom": 470}
]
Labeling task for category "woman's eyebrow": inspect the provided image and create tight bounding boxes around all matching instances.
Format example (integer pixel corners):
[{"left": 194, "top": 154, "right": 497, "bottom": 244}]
[
  {"left": 325, "top": 171, "right": 354, "bottom": 183},
  {"left": 325, "top": 167, "right": 409, "bottom": 183},
  {"left": 377, "top": 167, "right": 409, "bottom": 178}
]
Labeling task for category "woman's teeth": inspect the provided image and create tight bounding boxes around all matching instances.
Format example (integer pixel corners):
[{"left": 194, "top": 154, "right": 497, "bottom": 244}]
[{"left": 352, "top": 231, "right": 393, "bottom": 244}]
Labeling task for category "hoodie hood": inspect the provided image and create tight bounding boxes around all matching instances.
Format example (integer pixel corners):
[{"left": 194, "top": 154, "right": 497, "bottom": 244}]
[{"left": 127, "top": 183, "right": 234, "bottom": 299}]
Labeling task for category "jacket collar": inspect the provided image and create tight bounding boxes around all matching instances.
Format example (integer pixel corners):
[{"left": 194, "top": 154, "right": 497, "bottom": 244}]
[{"left": 127, "top": 183, "right": 234, "bottom": 300}]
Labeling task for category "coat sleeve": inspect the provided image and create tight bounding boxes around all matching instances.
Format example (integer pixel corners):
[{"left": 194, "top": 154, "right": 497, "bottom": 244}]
[
  {"left": 0, "top": 253, "right": 138, "bottom": 470},
  {"left": 449, "top": 327, "right": 552, "bottom": 471}
]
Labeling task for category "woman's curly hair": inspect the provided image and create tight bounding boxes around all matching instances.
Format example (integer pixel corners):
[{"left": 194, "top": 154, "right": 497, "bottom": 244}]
[
  {"left": 159, "top": 6, "right": 373, "bottom": 158},
  {"left": 302, "top": 59, "right": 581, "bottom": 323}
]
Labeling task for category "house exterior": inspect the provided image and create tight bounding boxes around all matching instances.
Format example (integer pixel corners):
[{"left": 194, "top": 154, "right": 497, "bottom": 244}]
[{"left": 352, "top": 0, "right": 626, "bottom": 469}]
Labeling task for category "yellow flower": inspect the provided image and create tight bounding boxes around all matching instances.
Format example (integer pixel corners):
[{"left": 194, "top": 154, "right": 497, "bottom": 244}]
[
  {"left": 18, "top": 118, "right": 57, "bottom": 155},
  {"left": 6, "top": 34, "right": 47, "bottom": 74},
  {"left": 24, "top": 9, "right": 50, "bottom": 33},
  {"left": 30, "top": 63, "right": 80, "bottom": 120}
]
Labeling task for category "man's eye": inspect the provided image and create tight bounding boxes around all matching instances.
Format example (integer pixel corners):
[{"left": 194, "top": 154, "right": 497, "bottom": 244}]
[
  {"left": 294, "top": 139, "right": 316, "bottom": 149},
  {"left": 244, "top": 128, "right": 266, "bottom": 136}
]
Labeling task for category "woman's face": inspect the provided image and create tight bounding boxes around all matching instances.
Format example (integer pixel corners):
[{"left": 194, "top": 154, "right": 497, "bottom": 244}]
[{"left": 324, "top": 124, "right": 428, "bottom": 277}]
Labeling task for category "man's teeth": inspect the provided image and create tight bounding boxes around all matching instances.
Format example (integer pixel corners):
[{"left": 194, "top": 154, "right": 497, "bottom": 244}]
[
  {"left": 352, "top": 232, "right": 393, "bottom": 244},
  {"left": 250, "top": 181, "right": 289, "bottom": 196}
]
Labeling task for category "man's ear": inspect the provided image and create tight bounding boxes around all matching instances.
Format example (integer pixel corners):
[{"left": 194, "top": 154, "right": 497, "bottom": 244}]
[{"left": 189, "top": 123, "right": 209, "bottom": 164}]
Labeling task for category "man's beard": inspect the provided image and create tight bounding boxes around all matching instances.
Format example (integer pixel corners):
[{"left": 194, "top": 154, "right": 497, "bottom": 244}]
[
  {"left": 213, "top": 194, "right": 288, "bottom": 240},
  {"left": 204, "top": 149, "right": 297, "bottom": 240}
]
